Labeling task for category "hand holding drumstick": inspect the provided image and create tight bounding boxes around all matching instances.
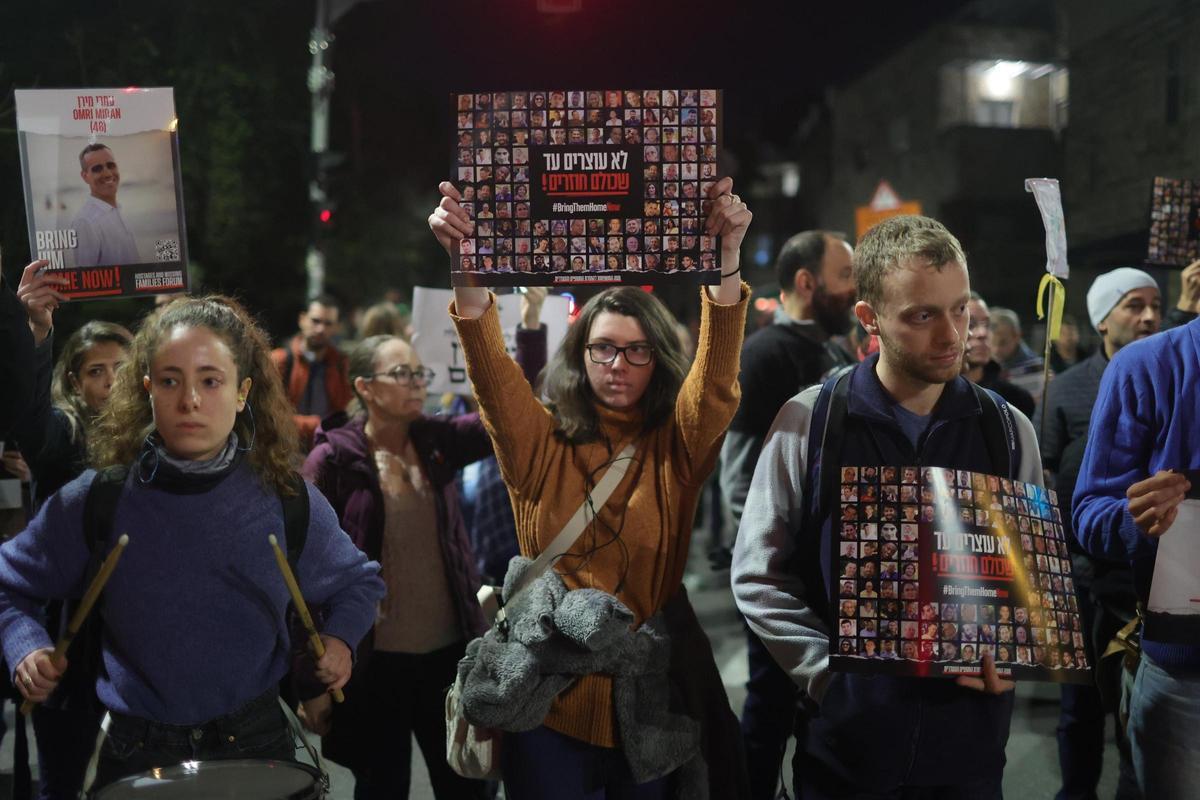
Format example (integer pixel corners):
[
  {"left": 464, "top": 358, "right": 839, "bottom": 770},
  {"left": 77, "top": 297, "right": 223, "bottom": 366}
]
[
  {"left": 268, "top": 535, "right": 349, "bottom": 702},
  {"left": 16, "top": 534, "right": 131, "bottom": 713}
]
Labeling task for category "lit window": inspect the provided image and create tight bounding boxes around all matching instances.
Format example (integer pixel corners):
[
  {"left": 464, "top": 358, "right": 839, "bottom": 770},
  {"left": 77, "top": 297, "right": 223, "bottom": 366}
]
[{"left": 940, "top": 60, "right": 1068, "bottom": 132}]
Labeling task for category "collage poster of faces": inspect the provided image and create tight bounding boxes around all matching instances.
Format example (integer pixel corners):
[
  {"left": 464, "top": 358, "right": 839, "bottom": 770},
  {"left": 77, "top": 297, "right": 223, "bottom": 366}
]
[
  {"left": 450, "top": 89, "right": 721, "bottom": 287},
  {"left": 15, "top": 87, "right": 189, "bottom": 302},
  {"left": 1147, "top": 176, "right": 1200, "bottom": 267},
  {"left": 830, "top": 466, "right": 1092, "bottom": 685}
]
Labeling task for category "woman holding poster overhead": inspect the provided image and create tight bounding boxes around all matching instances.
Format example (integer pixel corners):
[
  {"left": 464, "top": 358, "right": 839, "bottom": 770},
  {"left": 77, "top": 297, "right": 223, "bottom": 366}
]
[{"left": 429, "top": 177, "right": 752, "bottom": 799}]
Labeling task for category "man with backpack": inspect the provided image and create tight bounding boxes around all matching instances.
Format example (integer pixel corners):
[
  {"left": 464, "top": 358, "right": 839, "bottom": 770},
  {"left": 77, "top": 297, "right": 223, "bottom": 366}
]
[{"left": 732, "top": 215, "right": 1045, "bottom": 798}]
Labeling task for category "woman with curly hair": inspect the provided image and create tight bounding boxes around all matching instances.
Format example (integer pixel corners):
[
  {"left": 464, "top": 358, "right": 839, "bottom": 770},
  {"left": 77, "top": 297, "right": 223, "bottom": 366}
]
[{"left": 0, "top": 294, "right": 384, "bottom": 791}]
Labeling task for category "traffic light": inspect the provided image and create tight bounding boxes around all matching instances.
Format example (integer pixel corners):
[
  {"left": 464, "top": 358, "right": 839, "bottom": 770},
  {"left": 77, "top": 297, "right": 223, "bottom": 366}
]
[{"left": 310, "top": 151, "right": 343, "bottom": 236}]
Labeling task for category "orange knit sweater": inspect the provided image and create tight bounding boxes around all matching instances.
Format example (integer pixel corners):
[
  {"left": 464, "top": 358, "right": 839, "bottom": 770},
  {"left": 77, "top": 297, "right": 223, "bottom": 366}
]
[{"left": 450, "top": 284, "right": 748, "bottom": 747}]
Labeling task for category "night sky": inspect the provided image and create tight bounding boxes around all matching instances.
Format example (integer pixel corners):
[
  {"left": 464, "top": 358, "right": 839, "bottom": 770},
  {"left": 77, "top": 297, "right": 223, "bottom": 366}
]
[{"left": 330, "top": 0, "right": 973, "bottom": 181}]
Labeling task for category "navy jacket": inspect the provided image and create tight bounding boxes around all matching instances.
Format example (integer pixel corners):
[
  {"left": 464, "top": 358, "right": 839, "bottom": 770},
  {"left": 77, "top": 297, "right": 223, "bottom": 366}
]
[{"left": 733, "top": 354, "right": 1045, "bottom": 792}]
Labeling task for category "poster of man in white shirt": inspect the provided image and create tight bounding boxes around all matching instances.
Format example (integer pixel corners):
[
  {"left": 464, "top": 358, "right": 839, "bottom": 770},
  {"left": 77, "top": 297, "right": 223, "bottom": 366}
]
[
  {"left": 15, "top": 87, "right": 188, "bottom": 301},
  {"left": 72, "top": 142, "right": 141, "bottom": 267}
]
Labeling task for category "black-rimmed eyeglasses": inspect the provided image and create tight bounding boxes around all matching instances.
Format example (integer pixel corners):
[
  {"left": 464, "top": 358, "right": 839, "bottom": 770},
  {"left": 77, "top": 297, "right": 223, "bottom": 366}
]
[
  {"left": 368, "top": 365, "right": 435, "bottom": 386},
  {"left": 585, "top": 342, "right": 654, "bottom": 366}
]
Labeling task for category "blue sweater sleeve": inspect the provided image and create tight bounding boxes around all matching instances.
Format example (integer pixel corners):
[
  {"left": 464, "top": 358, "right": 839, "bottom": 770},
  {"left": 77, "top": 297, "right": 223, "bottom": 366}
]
[
  {"left": 1071, "top": 359, "right": 1153, "bottom": 561},
  {"left": 293, "top": 482, "right": 384, "bottom": 649},
  {"left": 0, "top": 474, "right": 93, "bottom": 675}
]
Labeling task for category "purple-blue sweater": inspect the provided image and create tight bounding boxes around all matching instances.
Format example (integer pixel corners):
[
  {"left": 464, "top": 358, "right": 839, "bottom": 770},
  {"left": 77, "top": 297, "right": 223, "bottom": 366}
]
[
  {"left": 0, "top": 462, "right": 385, "bottom": 725},
  {"left": 1072, "top": 317, "right": 1200, "bottom": 667}
]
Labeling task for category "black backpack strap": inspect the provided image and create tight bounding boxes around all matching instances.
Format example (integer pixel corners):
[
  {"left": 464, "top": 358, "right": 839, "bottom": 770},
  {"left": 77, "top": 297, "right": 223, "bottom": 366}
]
[
  {"left": 83, "top": 465, "right": 129, "bottom": 553},
  {"left": 971, "top": 384, "right": 1019, "bottom": 479},
  {"left": 798, "top": 365, "right": 854, "bottom": 626},
  {"left": 281, "top": 473, "right": 310, "bottom": 574},
  {"left": 52, "top": 465, "right": 128, "bottom": 713},
  {"left": 278, "top": 473, "right": 314, "bottom": 708},
  {"left": 805, "top": 366, "right": 854, "bottom": 532}
]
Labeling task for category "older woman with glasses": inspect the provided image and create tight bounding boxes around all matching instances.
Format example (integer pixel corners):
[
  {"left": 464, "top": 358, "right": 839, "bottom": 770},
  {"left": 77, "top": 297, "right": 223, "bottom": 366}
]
[{"left": 300, "top": 321, "right": 547, "bottom": 800}]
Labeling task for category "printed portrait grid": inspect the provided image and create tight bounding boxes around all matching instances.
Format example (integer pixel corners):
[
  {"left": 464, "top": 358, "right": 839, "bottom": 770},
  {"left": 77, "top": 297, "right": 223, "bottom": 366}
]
[
  {"left": 452, "top": 89, "right": 720, "bottom": 278},
  {"left": 1147, "top": 176, "right": 1200, "bottom": 267},
  {"left": 833, "top": 467, "right": 1090, "bottom": 680}
]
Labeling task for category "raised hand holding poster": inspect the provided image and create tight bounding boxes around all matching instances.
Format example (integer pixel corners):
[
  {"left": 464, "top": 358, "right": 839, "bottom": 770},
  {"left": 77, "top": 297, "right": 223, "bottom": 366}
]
[{"left": 449, "top": 88, "right": 722, "bottom": 287}]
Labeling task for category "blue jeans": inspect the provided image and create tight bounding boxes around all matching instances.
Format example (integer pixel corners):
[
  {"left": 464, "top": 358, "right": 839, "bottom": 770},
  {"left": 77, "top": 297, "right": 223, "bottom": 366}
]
[
  {"left": 501, "top": 726, "right": 669, "bottom": 800},
  {"left": 91, "top": 690, "right": 293, "bottom": 792},
  {"left": 1129, "top": 655, "right": 1200, "bottom": 799}
]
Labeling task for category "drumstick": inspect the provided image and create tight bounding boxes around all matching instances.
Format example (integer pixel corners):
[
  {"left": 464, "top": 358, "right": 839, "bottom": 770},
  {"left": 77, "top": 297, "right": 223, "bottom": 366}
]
[
  {"left": 21, "top": 534, "right": 130, "bottom": 716},
  {"left": 268, "top": 535, "right": 345, "bottom": 703}
]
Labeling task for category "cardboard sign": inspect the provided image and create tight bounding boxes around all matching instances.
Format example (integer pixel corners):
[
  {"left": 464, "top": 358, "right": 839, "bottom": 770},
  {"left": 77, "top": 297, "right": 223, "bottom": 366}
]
[
  {"left": 829, "top": 466, "right": 1091, "bottom": 683},
  {"left": 15, "top": 87, "right": 189, "bottom": 301},
  {"left": 449, "top": 89, "right": 722, "bottom": 287},
  {"left": 410, "top": 287, "right": 570, "bottom": 395}
]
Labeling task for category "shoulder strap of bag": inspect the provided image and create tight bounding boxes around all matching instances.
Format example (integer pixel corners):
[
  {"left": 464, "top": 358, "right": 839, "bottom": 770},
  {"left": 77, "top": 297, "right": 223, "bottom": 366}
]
[
  {"left": 498, "top": 441, "right": 637, "bottom": 614},
  {"left": 59, "top": 465, "right": 128, "bottom": 712},
  {"left": 797, "top": 366, "right": 853, "bottom": 626},
  {"left": 804, "top": 366, "right": 854, "bottom": 537},
  {"left": 84, "top": 465, "right": 128, "bottom": 554},
  {"left": 281, "top": 473, "right": 310, "bottom": 574},
  {"left": 970, "top": 384, "right": 1018, "bottom": 478}
]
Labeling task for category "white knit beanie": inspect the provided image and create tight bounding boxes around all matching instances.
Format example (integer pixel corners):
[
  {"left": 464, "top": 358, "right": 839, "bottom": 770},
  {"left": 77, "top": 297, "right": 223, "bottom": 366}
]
[{"left": 1086, "top": 268, "right": 1159, "bottom": 331}]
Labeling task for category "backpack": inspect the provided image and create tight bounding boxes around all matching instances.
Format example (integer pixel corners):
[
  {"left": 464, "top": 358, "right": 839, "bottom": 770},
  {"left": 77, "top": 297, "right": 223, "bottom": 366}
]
[
  {"left": 52, "top": 465, "right": 310, "bottom": 711},
  {"left": 796, "top": 366, "right": 1019, "bottom": 624}
]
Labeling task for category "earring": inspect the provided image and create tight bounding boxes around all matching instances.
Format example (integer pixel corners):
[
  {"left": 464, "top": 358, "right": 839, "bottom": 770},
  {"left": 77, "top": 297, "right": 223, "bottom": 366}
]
[
  {"left": 137, "top": 433, "right": 161, "bottom": 484},
  {"left": 236, "top": 400, "right": 257, "bottom": 453}
]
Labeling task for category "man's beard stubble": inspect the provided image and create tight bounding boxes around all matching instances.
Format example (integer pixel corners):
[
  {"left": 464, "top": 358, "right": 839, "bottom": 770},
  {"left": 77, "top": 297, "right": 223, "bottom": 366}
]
[{"left": 878, "top": 331, "right": 965, "bottom": 387}]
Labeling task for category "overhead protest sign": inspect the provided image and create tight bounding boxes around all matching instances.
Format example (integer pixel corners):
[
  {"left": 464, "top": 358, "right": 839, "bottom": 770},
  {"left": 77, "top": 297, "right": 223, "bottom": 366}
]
[
  {"left": 448, "top": 89, "right": 722, "bottom": 287},
  {"left": 15, "top": 87, "right": 189, "bottom": 301}
]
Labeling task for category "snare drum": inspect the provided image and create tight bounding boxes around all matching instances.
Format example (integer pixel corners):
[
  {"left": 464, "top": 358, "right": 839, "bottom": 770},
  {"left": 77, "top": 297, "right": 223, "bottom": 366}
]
[{"left": 93, "top": 759, "right": 326, "bottom": 799}]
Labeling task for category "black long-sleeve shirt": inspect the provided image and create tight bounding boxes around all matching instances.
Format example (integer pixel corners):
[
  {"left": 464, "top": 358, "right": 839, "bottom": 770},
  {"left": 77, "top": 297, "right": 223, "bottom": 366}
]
[{"left": 0, "top": 275, "right": 36, "bottom": 441}]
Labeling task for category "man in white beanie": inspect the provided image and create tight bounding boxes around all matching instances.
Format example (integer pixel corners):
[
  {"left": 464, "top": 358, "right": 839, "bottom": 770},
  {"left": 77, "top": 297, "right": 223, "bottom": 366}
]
[{"left": 1039, "top": 267, "right": 1160, "bottom": 799}]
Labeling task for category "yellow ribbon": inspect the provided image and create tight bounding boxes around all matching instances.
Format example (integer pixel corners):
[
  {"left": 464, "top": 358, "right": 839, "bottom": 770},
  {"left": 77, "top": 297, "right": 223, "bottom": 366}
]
[{"left": 1037, "top": 273, "right": 1066, "bottom": 341}]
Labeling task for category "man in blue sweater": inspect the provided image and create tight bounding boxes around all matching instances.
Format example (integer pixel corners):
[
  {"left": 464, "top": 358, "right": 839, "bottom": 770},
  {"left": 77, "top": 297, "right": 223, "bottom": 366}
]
[{"left": 1073, "top": 314, "right": 1200, "bottom": 798}]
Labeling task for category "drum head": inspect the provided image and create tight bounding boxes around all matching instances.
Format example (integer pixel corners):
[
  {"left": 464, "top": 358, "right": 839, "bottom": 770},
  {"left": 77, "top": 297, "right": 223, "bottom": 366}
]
[{"left": 94, "top": 759, "right": 325, "bottom": 800}]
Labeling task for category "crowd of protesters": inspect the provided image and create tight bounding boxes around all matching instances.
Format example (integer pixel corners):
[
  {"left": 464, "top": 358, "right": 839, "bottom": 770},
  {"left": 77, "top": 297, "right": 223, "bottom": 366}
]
[{"left": 0, "top": 177, "right": 1197, "bottom": 800}]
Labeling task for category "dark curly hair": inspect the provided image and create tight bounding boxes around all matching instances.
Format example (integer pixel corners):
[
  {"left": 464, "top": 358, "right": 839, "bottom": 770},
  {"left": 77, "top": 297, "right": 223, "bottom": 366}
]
[{"left": 90, "top": 295, "right": 301, "bottom": 495}]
